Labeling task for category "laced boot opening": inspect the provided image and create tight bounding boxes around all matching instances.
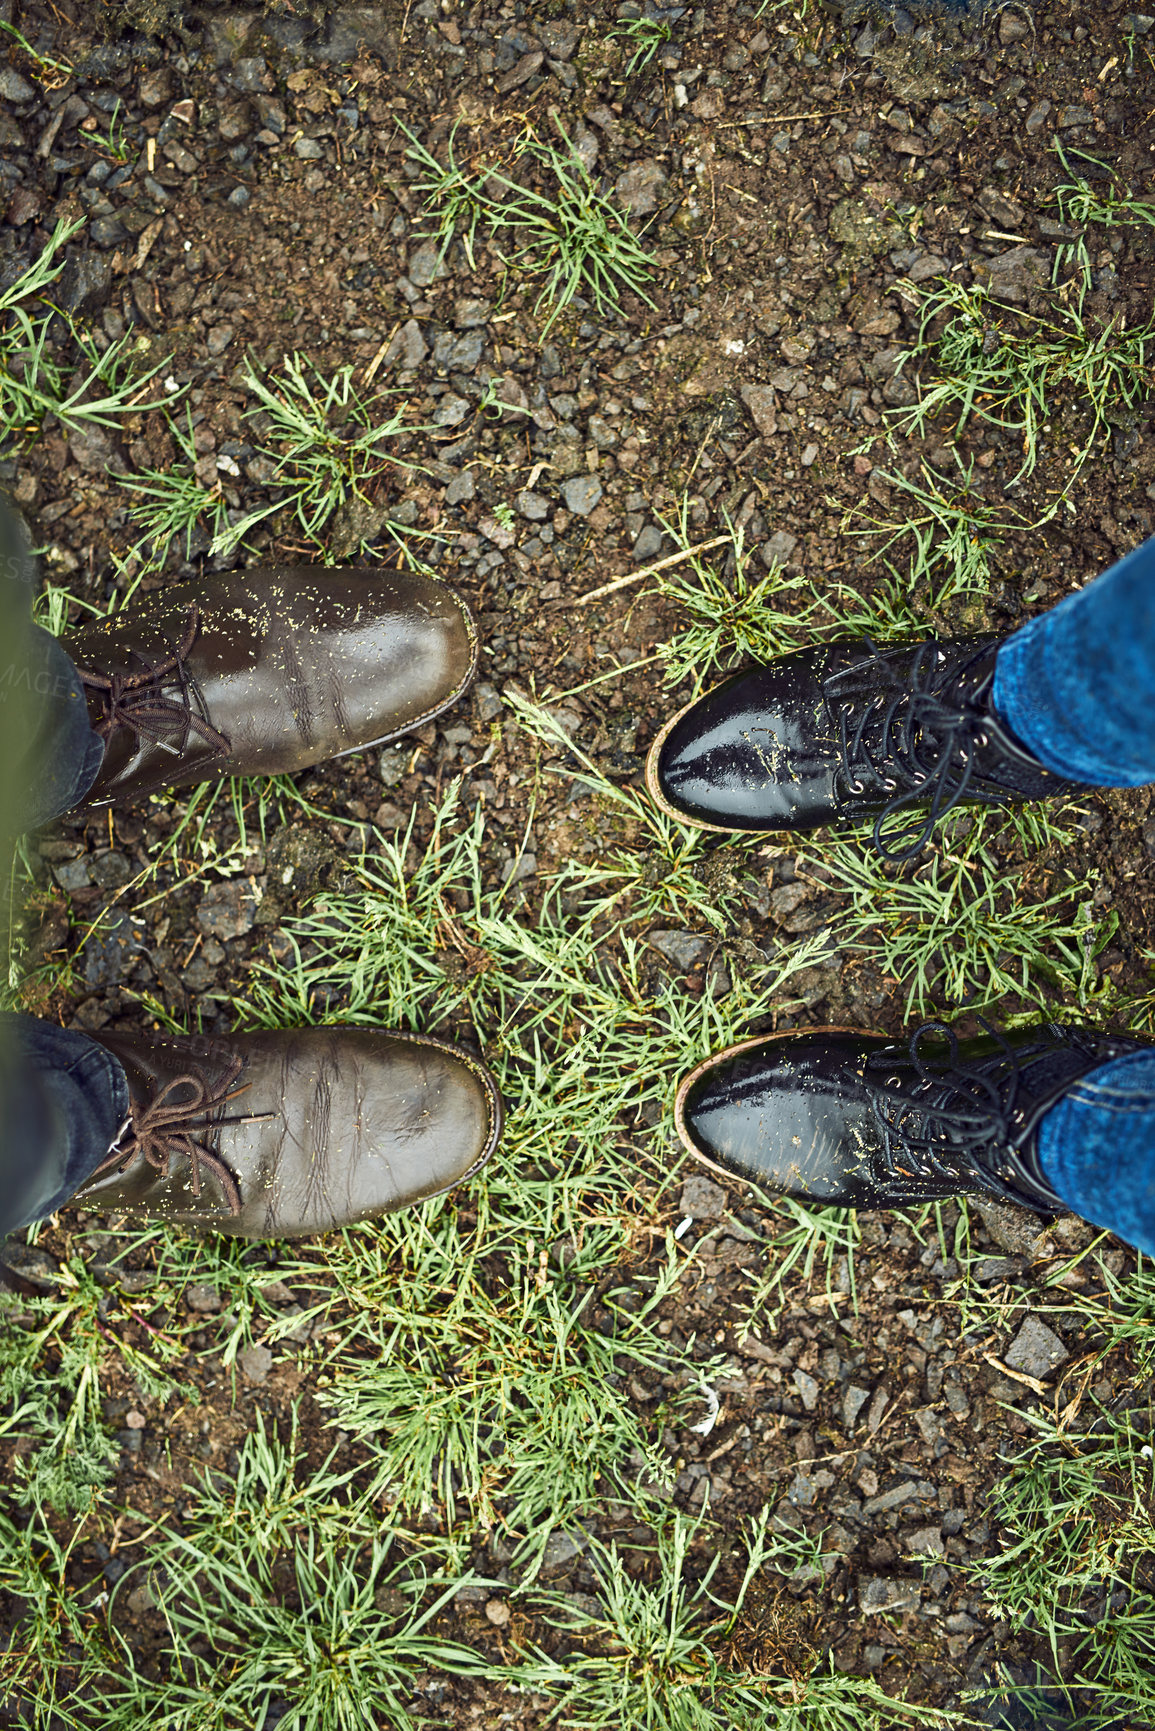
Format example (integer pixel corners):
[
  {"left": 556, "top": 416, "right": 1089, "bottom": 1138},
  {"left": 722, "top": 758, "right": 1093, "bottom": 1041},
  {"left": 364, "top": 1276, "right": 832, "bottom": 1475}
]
[
  {"left": 865, "top": 1018, "right": 1070, "bottom": 1209},
  {"left": 75, "top": 604, "right": 231, "bottom": 762},
  {"left": 823, "top": 641, "right": 1007, "bottom": 863},
  {"left": 86, "top": 1056, "right": 275, "bottom": 1214}
]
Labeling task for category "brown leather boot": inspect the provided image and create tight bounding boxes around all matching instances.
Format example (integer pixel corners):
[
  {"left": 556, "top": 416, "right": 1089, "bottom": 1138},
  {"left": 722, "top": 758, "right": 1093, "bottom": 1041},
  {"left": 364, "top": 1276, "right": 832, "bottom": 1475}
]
[
  {"left": 65, "top": 564, "right": 478, "bottom": 807},
  {"left": 68, "top": 1024, "right": 502, "bottom": 1237}
]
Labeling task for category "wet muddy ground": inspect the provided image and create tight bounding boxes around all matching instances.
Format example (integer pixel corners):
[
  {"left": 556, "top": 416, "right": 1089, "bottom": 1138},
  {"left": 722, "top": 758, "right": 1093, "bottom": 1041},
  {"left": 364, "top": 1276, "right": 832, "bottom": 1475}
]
[{"left": 3, "top": 0, "right": 1155, "bottom": 1721}]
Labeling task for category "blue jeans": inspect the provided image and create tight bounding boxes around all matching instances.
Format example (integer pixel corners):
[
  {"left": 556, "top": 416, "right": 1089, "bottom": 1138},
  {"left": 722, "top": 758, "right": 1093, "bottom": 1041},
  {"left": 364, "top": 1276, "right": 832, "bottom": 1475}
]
[
  {"left": 993, "top": 532, "right": 1155, "bottom": 788},
  {"left": 994, "top": 533, "right": 1155, "bottom": 1252},
  {"left": 1035, "top": 1052, "right": 1155, "bottom": 1258}
]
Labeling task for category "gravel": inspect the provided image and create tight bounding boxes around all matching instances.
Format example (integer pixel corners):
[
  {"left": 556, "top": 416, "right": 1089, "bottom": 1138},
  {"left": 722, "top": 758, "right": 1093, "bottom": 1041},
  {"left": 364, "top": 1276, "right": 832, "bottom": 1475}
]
[
  {"left": 7, "top": 0, "right": 1154, "bottom": 1713},
  {"left": 677, "top": 1175, "right": 728, "bottom": 1220},
  {"left": 196, "top": 880, "right": 259, "bottom": 940},
  {"left": 859, "top": 1576, "right": 921, "bottom": 1613},
  {"left": 237, "top": 1344, "right": 274, "bottom": 1384},
  {"left": 406, "top": 240, "right": 449, "bottom": 288},
  {"left": 561, "top": 475, "right": 603, "bottom": 515},
  {"left": 647, "top": 929, "right": 707, "bottom": 970},
  {"left": 0, "top": 68, "right": 36, "bottom": 103},
  {"left": 1004, "top": 1315, "right": 1070, "bottom": 1379}
]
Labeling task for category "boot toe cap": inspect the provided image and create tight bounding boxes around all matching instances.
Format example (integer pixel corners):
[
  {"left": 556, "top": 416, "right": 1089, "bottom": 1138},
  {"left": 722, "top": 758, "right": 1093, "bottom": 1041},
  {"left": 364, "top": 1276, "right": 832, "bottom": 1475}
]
[
  {"left": 361, "top": 572, "right": 479, "bottom": 735},
  {"left": 676, "top": 1035, "right": 882, "bottom": 1204},
  {"left": 309, "top": 569, "right": 479, "bottom": 750},
  {"left": 650, "top": 659, "right": 836, "bottom": 830},
  {"left": 234, "top": 1029, "right": 502, "bottom": 1237},
  {"left": 348, "top": 1035, "right": 502, "bottom": 1214}
]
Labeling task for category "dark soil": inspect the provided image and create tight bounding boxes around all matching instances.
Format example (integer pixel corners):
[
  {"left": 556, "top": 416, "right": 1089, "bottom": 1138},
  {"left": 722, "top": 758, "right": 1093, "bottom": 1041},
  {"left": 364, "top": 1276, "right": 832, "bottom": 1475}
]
[{"left": 3, "top": 0, "right": 1155, "bottom": 1720}]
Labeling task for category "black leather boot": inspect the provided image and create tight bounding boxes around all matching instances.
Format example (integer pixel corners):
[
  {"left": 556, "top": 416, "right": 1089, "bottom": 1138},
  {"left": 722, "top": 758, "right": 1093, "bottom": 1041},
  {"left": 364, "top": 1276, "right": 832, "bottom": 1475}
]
[
  {"left": 675, "top": 1020, "right": 1151, "bottom": 1212},
  {"left": 646, "top": 637, "right": 1083, "bottom": 860}
]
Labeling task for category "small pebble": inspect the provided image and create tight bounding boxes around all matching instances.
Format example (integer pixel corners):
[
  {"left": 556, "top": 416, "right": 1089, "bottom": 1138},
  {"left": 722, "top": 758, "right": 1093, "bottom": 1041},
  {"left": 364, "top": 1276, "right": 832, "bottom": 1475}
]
[
  {"left": 454, "top": 297, "right": 492, "bottom": 327},
  {"left": 237, "top": 1344, "right": 274, "bottom": 1385},
  {"left": 515, "top": 490, "right": 550, "bottom": 521},
  {"left": 560, "top": 475, "right": 602, "bottom": 516},
  {"left": 677, "top": 1174, "right": 727, "bottom": 1220},
  {"left": 633, "top": 524, "right": 663, "bottom": 563},
  {"left": 999, "top": 9, "right": 1031, "bottom": 43},
  {"left": 407, "top": 240, "right": 448, "bottom": 288},
  {"left": 1005, "top": 1315, "right": 1069, "bottom": 1379},
  {"left": 0, "top": 68, "right": 36, "bottom": 103}
]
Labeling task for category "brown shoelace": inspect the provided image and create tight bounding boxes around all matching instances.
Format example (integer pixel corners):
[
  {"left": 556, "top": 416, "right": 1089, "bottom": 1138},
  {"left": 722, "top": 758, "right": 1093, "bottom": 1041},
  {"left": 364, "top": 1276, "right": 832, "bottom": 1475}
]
[
  {"left": 87, "top": 1057, "right": 274, "bottom": 1214},
  {"left": 75, "top": 604, "right": 230, "bottom": 760}
]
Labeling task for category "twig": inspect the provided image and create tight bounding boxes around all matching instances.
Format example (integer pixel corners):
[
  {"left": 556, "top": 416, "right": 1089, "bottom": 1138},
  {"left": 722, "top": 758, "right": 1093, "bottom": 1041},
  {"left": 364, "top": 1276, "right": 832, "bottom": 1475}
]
[
  {"left": 548, "top": 650, "right": 664, "bottom": 702},
  {"left": 717, "top": 109, "right": 850, "bottom": 127},
  {"left": 575, "top": 534, "right": 730, "bottom": 606},
  {"left": 684, "top": 413, "right": 720, "bottom": 489},
  {"left": 397, "top": 0, "right": 414, "bottom": 70},
  {"left": 363, "top": 321, "right": 400, "bottom": 386},
  {"left": 983, "top": 1352, "right": 1051, "bottom": 1398}
]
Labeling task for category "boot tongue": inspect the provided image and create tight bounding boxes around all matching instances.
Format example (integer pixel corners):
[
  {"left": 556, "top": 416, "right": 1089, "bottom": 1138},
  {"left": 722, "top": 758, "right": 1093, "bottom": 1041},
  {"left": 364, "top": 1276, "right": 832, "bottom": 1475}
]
[
  {"left": 1008, "top": 1045, "right": 1097, "bottom": 1124},
  {"left": 81, "top": 1036, "right": 248, "bottom": 1217},
  {"left": 74, "top": 605, "right": 231, "bottom": 803},
  {"left": 93, "top": 1028, "right": 232, "bottom": 1104}
]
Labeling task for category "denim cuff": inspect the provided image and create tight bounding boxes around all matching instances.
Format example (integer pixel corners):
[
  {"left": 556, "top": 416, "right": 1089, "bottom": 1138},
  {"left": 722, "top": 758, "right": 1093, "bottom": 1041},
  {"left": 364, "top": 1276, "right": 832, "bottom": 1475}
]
[{"left": 0, "top": 1015, "right": 129, "bottom": 1238}]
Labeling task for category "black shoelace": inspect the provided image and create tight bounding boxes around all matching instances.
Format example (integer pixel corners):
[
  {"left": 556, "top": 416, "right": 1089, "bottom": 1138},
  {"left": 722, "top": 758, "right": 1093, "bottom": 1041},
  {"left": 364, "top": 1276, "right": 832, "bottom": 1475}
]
[
  {"left": 87, "top": 1057, "right": 274, "bottom": 1213},
  {"left": 865, "top": 1018, "right": 1076, "bottom": 1194},
  {"left": 823, "top": 641, "right": 1006, "bottom": 864},
  {"left": 75, "top": 604, "right": 230, "bottom": 762}
]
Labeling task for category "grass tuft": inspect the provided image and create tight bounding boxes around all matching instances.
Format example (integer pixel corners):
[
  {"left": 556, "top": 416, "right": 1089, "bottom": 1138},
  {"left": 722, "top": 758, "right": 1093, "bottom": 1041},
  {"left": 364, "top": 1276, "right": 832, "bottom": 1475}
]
[
  {"left": 838, "top": 457, "right": 1014, "bottom": 623},
  {"left": 975, "top": 1399, "right": 1155, "bottom": 1729},
  {"left": 109, "top": 1412, "right": 492, "bottom": 1731},
  {"left": 806, "top": 807, "right": 1112, "bottom": 1017},
  {"left": 403, "top": 118, "right": 655, "bottom": 338},
  {"left": 511, "top": 1508, "right": 943, "bottom": 1729},
  {"left": 888, "top": 275, "right": 1154, "bottom": 497},
  {"left": 608, "top": 14, "right": 675, "bottom": 77},
  {"left": 212, "top": 352, "right": 419, "bottom": 555},
  {"left": 0, "top": 218, "right": 174, "bottom": 443},
  {"left": 115, "top": 404, "right": 231, "bottom": 569}
]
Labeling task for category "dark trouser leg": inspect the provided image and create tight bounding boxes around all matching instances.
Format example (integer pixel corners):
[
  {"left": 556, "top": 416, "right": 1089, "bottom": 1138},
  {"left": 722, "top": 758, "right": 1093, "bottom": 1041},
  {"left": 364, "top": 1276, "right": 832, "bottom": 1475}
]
[
  {"left": 0, "top": 1013, "right": 129, "bottom": 1238},
  {"left": 0, "top": 512, "right": 122, "bottom": 1237},
  {"left": 12, "top": 624, "right": 105, "bottom": 828},
  {"left": 0, "top": 496, "right": 104, "bottom": 831}
]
